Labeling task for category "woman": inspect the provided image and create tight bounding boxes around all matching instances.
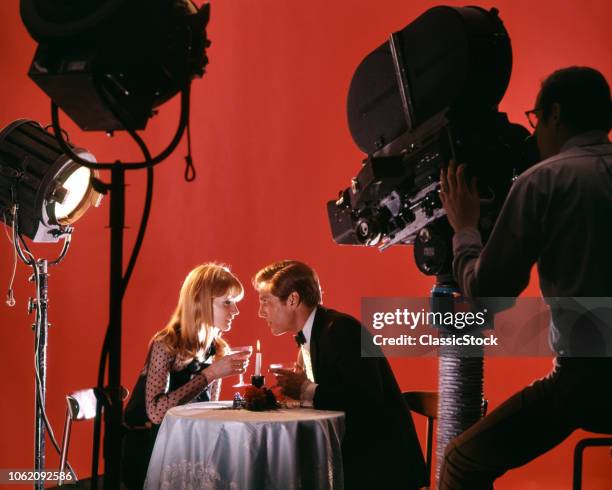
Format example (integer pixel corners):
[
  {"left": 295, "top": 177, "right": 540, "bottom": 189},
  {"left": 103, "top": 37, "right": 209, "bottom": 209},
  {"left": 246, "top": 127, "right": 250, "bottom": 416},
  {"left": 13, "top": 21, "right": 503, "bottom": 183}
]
[{"left": 122, "top": 263, "right": 251, "bottom": 488}]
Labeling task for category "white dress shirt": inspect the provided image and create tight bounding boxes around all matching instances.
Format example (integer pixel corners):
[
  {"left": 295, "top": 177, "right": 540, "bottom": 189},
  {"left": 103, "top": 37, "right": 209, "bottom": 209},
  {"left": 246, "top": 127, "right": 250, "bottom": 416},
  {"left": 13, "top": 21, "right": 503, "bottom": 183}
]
[{"left": 299, "top": 307, "right": 318, "bottom": 406}]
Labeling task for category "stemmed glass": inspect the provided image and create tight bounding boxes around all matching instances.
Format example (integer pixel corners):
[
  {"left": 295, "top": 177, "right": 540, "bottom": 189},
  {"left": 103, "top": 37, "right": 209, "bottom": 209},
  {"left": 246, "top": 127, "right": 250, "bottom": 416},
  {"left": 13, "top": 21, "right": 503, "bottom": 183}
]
[
  {"left": 269, "top": 362, "right": 301, "bottom": 408},
  {"left": 269, "top": 362, "right": 296, "bottom": 372},
  {"left": 229, "top": 345, "right": 253, "bottom": 387}
]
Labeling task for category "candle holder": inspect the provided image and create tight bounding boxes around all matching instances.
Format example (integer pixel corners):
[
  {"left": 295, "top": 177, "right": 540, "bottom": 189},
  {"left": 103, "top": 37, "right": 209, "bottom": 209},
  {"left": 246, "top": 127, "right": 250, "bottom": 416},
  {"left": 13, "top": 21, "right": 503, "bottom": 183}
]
[{"left": 251, "top": 375, "right": 265, "bottom": 388}]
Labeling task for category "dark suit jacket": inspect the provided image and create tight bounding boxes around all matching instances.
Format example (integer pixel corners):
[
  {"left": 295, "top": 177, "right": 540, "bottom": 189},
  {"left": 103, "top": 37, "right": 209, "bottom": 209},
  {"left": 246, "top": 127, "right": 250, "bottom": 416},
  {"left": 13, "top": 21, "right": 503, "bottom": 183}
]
[{"left": 309, "top": 306, "right": 427, "bottom": 490}]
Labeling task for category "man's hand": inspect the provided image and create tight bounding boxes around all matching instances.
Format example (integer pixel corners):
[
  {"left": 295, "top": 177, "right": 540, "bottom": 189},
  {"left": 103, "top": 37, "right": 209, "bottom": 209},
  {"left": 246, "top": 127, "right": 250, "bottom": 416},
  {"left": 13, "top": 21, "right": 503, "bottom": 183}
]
[
  {"left": 439, "top": 160, "right": 480, "bottom": 232},
  {"left": 270, "top": 368, "right": 308, "bottom": 400}
]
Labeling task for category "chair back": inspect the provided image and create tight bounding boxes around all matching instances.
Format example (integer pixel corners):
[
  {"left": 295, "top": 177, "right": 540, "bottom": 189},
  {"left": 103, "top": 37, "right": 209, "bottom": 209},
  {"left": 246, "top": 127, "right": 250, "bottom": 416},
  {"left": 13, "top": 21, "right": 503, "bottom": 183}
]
[
  {"left": 68, "top": 389, "right": 100, "bottom": 421},
  {"left": 404, "top": 391, "right": 438, "bottom": 420},
  {"left": 58, "top": 387, "right": 128, "bottom": 486},
  {"left": 573, "top": 436, "right": 612, "bottom": 490}
]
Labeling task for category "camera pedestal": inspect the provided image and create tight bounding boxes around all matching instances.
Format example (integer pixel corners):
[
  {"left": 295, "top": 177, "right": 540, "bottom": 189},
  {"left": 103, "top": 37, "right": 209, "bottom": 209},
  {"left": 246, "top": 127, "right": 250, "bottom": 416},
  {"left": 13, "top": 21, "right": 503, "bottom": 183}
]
[{"left": 432, "top": 276, "right": 486, "bottom": 487}]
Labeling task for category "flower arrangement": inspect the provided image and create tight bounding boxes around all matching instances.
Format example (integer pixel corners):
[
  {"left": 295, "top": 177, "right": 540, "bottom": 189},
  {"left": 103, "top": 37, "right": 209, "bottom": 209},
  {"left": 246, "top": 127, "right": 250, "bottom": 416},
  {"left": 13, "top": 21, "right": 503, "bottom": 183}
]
[{"left": 239, "top": 386, "right": 279, "bottom": 411}]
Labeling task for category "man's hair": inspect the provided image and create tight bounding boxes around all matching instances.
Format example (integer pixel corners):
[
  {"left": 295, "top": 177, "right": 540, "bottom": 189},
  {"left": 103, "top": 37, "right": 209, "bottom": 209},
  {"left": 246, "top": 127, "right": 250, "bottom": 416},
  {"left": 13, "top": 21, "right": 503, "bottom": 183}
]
[
  {"left": 539, "top": 66, "right": 611, "bottom": 133},
  {"left": 253, "top": 260, "right": 322, "bottom": 308}
]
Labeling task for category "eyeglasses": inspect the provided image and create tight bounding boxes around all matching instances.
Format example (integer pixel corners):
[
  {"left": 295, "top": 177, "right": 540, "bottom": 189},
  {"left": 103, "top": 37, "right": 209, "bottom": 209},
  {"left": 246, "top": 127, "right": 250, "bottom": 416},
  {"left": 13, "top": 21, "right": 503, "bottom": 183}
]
[{"left": 525, "top": 108, "right": 542, "bottom": 129}]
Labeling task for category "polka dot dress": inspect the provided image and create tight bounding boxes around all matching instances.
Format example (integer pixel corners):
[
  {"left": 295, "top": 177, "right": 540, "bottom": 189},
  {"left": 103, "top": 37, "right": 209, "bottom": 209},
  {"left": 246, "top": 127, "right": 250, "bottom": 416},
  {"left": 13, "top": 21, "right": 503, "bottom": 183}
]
[{"left": 145, "top": 340, "right": 211, "bottom": 424}]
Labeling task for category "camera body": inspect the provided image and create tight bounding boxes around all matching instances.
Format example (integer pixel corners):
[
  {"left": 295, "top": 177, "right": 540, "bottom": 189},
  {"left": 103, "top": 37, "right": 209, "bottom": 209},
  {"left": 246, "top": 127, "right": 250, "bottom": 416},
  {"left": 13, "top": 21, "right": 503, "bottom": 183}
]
[{"left": 327, "top": 6, "right": 538, "bottom": 274}]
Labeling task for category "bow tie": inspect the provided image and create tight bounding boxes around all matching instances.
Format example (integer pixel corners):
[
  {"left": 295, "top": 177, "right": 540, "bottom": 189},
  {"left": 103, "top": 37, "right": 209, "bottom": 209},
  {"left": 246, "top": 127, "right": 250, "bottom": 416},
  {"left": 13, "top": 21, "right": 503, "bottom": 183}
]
[{"left": 294, "top": 330, "right": 306, "bottom": 347}]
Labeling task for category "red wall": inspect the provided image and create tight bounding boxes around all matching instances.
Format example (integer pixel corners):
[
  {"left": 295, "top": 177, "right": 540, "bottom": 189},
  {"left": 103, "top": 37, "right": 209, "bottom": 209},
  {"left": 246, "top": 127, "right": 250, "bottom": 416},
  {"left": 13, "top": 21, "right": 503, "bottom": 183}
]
[{"left": 1, "top": 1, "right": 611, "bottom": 488}]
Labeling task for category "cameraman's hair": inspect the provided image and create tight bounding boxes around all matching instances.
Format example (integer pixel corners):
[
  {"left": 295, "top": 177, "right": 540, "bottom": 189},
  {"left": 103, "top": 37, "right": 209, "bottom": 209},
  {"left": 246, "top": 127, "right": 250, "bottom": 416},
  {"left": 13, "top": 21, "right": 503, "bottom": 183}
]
[
  {"left": 539, "top": 66, "right": 611, "bottom": 133},
  {"left": 253, "top": 260, "right": 322, "bottom": 308}
]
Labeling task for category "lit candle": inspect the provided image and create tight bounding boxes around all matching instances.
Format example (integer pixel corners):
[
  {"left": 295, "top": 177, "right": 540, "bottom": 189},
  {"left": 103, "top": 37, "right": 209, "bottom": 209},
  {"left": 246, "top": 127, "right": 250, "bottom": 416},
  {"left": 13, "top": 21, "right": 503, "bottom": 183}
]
[{"left": 255, "top": 339, "right": 262, "bottom": 376}]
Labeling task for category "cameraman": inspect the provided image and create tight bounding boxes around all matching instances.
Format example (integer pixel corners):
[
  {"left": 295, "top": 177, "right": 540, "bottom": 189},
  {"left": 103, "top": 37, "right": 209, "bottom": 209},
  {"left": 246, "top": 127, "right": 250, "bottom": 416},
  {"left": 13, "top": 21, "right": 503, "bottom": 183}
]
[{"left": 438, "top": 66, "right": 612, "bottom": 489}]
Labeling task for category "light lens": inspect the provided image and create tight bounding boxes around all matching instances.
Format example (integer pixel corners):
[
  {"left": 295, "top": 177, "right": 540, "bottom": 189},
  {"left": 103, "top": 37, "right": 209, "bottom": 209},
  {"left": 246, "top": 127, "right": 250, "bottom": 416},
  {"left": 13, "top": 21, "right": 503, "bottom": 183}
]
[{"left": 53, "top": 166, "right": 92, "bottom": 223}]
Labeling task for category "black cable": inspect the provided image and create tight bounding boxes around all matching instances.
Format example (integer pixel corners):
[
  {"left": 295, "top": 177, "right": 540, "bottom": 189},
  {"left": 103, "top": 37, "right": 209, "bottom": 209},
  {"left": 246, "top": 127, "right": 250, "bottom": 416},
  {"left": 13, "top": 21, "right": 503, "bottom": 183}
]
[
  {"left": 91, "top": 80, "right": 158, "bottom": 482},
  {"left": 73, "top": 70, "right": 191, "bottom": 488},
  {"left": 91, "top": 166, "right": 154, "bottom": 487},
  {"left": 51, "top": 84, "right": 191, "bottom": 171},
  {"left": 18, "top": 234, "right": 34, "bottom": 263},
  {"left": 84, "top": 69, "right": 159, "bottom": 485},
  {"left": 184, "top": 113, "right": 196, "bottom": 182},
  {"left": 90, "top": 126, "right": 155, "bottom": 490}
]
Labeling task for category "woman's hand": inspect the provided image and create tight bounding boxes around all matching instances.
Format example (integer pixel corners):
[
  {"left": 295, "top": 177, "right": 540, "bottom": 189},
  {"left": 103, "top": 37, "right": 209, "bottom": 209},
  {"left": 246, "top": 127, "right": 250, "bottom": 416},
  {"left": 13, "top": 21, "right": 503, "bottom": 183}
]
[
  {"left": 205, "top": 351, "right": 250, "bottom": 381},
  {"left": 439, "top": 160, "right": 480, "bottom": 232}
]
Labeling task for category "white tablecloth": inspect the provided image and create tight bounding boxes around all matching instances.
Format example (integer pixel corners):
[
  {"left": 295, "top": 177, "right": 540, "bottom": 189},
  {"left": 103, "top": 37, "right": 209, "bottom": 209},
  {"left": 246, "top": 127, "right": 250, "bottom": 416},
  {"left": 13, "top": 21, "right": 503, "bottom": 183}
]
[{"left": 144, "top": 401, "right": 345, "bottom": 490}]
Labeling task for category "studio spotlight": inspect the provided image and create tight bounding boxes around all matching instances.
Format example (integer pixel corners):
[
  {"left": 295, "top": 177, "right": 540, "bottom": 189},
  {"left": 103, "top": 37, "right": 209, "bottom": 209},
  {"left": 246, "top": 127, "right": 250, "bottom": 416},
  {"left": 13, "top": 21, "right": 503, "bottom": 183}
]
[
  {"left": 20, "top": 0, "right": 211, "bottom": 131},
  {"left": 0, "top": 119, "right": 101, "bottom": 242}
]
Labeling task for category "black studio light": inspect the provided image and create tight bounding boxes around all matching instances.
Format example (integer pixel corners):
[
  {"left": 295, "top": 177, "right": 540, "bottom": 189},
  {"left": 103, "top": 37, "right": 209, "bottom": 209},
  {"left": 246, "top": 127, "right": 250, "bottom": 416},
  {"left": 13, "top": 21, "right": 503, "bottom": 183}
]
[
  {"left": 0, "top": 119, "right": 101, "bottom": 242},
  {"left": 20, "top": 0, "right": 210, "bottom": 131}
]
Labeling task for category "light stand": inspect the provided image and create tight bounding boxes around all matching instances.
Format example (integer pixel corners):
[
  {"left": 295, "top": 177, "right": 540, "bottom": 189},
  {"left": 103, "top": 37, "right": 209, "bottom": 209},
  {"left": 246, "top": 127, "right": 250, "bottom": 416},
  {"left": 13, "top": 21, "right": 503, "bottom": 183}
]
[
  {"left": 33, "top": 258, "right": 49, "bottom": 490},
  {"left": 10, "top": 206, "right": 73, "bottom": 489},
  {"left": 4, "top": 160, "right": 130, "bottom": 490},
  {"left": 104, "top": 165, "right": 125, "bottom": 489}
]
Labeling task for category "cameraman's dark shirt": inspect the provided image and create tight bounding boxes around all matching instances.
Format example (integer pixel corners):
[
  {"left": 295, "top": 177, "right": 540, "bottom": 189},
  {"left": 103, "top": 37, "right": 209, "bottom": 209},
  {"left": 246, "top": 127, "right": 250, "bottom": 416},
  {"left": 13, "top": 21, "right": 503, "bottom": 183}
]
[{"left": 452, "top": 131, "right": 612, "bottom": 354}]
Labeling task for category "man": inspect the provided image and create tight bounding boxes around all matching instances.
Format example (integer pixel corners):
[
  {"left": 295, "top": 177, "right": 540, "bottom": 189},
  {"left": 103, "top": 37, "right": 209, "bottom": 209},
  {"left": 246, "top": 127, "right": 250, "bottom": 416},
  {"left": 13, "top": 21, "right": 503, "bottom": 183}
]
[
  {"left": 253, "top": 260, "right": 427, "bottom": 490},
  {"left": 438, "top": 66, "right": 612, "bottom": 488}
]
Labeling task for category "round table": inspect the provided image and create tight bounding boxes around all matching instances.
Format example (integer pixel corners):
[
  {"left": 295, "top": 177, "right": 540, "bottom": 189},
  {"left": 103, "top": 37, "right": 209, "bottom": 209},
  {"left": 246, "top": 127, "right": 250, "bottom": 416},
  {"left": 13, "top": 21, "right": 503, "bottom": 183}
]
[{"left": 144, "top": 401, "right": 345, "bottom": 490}]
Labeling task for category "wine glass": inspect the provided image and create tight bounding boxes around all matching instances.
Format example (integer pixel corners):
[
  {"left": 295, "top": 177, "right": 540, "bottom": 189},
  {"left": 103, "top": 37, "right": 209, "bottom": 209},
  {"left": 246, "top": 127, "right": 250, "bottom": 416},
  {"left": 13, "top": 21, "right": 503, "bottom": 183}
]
[
  {"left": 269, "top": 362, "right": 301, "bottom": 408},
  {"left": 269, "top": 362, "right": 296, "bottom": 372},
  {"left": 229, "top": 345, "right": 253, "bottom": 387}
]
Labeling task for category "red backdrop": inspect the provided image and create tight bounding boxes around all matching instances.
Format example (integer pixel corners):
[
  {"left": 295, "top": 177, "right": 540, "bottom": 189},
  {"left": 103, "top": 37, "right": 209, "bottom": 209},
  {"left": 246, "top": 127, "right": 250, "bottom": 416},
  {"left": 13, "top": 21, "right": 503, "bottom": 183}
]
[{"left": 1, "top": 1, "right": 611, "bottom": 488}]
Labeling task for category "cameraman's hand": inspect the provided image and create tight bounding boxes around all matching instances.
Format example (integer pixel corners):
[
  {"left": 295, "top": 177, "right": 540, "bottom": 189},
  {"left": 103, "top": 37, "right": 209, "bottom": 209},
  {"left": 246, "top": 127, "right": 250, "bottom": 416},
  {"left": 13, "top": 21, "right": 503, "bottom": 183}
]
[
  {"left": 205, "top": 351, "right": 250, "bottom": 382},
  {"left": 439, "top": 160, "right": 480, "bottom": 232}
]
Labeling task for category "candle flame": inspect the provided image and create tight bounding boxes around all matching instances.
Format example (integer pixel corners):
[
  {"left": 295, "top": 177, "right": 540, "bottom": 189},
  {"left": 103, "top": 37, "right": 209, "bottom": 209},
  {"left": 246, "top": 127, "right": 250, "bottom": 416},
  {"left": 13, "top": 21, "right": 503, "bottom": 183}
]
[{"left": 257, "top": 339, "right": 260, "bottom": 351}]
